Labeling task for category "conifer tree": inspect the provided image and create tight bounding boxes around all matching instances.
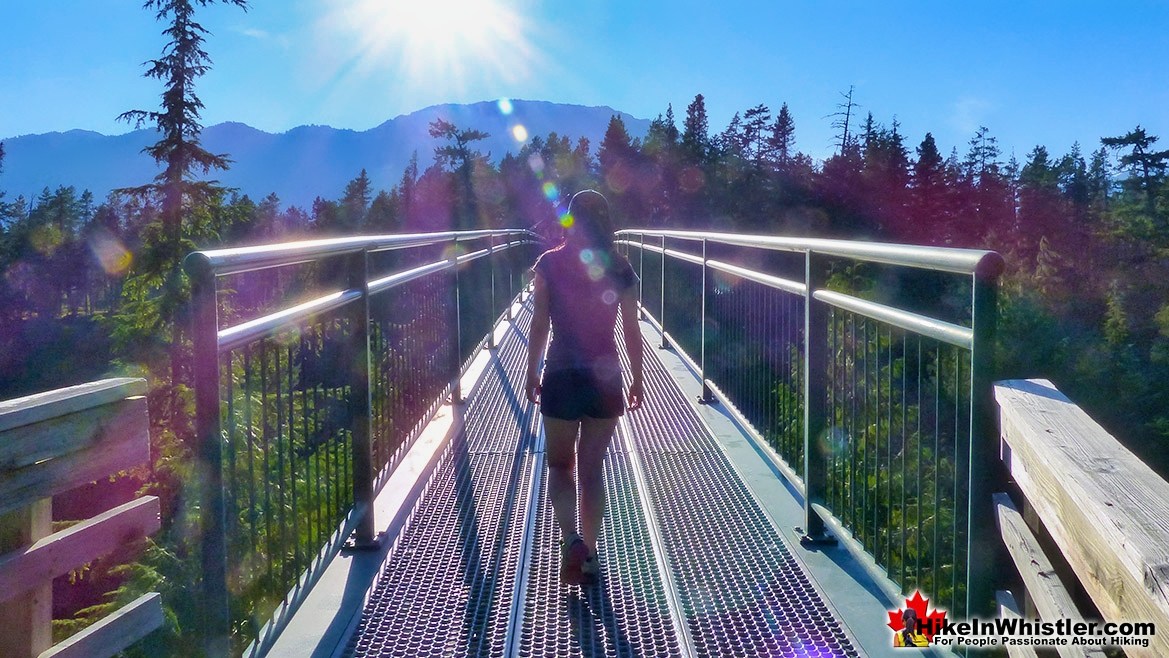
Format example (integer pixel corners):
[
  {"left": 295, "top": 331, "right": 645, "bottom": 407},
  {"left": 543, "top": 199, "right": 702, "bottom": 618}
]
[
  {"left": 768, "top": 103, "right": 796, "bottom": 170},
  {"left": 682, "top": 94, "right": 711, "bottom": 164},
  {"left": 118, "top": 0, "right": 248, "bottom": 389},
  {"left": 1102, "top": 126, "right": 1168, "bottom": 228},
  {"left": 429, "top": 118, "right": 489, "bottom": 229},
  {"left": 111, "top": 2, "right": 248, "bottom": 654}
]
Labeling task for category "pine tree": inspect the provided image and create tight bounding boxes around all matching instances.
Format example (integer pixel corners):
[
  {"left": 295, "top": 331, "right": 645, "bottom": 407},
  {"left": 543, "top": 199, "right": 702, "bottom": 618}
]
[
  {"left": 117, "top": 0, "right": 249, "bottom": 387},
  {"left": 681, "top": 94, "right": 711, "bottom": 164},
  {"left": 340, "top": 168, "right": 373, "bottom": 230},
  {"left": 1102, "top": 126, "right": 1168, "bottom": 229},
  {"left": 598, "top": 114, "right": 636, "bottom": 190},
  {"left": 767, "top": 103, "right": 796, "bottom": 170},
  {"left": 111, "top": 2, "right": 248, "bottom": 654},
  {"left": 909, "top": 133, "right": 949, "bottom": 243},
  {"left": 830, "top": 86, "right": 860, "bottom": 156},
  {"left": 741, "top": 104, "right": 771, "bottom": 167},
  {"left": 429, "top": 118, "right": 489, "bottom": 229}
]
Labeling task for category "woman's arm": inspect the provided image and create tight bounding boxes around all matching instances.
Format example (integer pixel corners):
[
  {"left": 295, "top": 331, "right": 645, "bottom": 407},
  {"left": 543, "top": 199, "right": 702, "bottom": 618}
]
[
  {"left": 525, "top": 273, "right": 551, "bottom": 403},
  {"left": 619, "top": 286, "right": 644, "bottom": 410}
]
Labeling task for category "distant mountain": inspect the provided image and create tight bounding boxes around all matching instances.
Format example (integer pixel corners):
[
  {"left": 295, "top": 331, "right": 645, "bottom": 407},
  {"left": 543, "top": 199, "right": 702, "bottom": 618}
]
[{"left": 0, "top": 100, "right": 651, "bottom": 210}]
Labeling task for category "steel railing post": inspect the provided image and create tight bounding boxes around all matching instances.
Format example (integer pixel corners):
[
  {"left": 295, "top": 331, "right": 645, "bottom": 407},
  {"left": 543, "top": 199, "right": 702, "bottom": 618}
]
[
  {"left": 450, "top": 239, "right": 463, "bottom": 404},
  {"left": 186, "top": 253, "right": 230, "bottom": 657},
  {"left": 346, "top": 248, "right": 377, "bottom": 548},
  {"left": 638, "top": 233, "right": 645, "bottom": 319},
  {"left": 487, "top": 235, "right": 497, "bottom": 350},
  {"left": 660, "top": 235, "right": 668, "bottom": 349},
  {"left": 801, "top": 250, "right": 832, "bottom": 544},
  {"left": 966, "top": 271, "right": 1000, "bottom": 616},
  {"left": 699, "top": 238, "right": 713, "bottom": 403},
  {"left": 506, "top": 236, "right": 514, "bottom": 322}
]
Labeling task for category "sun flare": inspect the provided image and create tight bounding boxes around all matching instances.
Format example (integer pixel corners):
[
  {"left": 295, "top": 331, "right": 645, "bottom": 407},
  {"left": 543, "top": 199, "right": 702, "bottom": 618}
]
[{"left": 328, "top": 0, "right": 537, "bottom": 92}]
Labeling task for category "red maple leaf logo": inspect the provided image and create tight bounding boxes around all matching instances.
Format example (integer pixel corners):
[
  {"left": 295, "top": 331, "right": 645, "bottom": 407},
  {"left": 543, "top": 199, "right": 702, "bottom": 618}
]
[{"left": 887, "top": 591, "right": 947, "bottom": 642}]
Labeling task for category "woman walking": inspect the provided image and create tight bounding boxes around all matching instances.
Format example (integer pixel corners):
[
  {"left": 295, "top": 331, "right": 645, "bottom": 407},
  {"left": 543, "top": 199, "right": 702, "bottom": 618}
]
[{"left": 524, "top": 189, "right": 645, "bottom": 585}]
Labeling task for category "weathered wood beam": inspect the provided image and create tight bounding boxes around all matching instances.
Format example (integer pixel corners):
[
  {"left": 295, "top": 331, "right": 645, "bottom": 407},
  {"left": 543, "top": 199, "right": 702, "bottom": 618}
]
[
  {"left": 994, "top": 492, "right": 1106, "bottom": 658},
  {"left": 996, "top": 378, "right": 1169, "bottom": 658},
  {"left": 0, "top": 378, "right": 146, "bottom": 433},
  {"left": 996, "top": 590, "right": 1039, "bottom": 658},
  {"left": 37, "top": 593, "right": 163, "bottom": 658},
  {"left": 0, "top": 396, "right": 149, "bottom": 516},
  {"left": 0, "top": 496, "right": 160, "bottom": 603}
]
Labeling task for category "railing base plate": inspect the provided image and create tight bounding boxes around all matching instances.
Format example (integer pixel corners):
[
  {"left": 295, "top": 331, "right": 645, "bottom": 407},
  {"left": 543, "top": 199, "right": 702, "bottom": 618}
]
[
  {"left": 342, "top": 531, "right": 387, "bottom": 554},
  {"left": 796, "top": 528, "right": 838, "bottom": 548}
]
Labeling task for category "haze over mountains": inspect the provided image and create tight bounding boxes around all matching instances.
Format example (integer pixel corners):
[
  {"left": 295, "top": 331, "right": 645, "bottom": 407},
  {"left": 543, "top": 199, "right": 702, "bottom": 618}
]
[{"left": 0, "top": 100, "right": 650, "bottom": 211}]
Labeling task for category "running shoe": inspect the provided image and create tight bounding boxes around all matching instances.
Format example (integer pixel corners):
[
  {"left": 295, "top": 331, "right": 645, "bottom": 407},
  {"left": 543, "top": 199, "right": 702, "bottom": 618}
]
[
  {"left": 580, "top": 554, "right": 600, "bottom": 585},
  {"left": 560, "top": 534, "right": 589, "bottom": 584}
]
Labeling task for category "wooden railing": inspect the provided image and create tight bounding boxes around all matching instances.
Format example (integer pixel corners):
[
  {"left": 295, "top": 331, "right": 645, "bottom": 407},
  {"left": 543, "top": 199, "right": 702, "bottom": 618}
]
[
  {"left": 0, "top": 378, "right": 162, "bottom": 658},
  {"left": 995, "top": 378, "right": 1169, "bottom": 657}
]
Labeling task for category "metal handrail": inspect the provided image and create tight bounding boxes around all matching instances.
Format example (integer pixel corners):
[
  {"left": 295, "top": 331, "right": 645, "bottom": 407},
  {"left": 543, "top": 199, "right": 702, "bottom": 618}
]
[
  {"left": 186, "top": 229, "right": 534, "bottom": 277},
  {"left": 813, "top": 289, "right": 973, "bottom": 349},
  {"left": 616, "top": 228, "right": 1005, "bottom": 278},
  {"left": 617, "top": 236, "right": 984, "bottom": 342}
]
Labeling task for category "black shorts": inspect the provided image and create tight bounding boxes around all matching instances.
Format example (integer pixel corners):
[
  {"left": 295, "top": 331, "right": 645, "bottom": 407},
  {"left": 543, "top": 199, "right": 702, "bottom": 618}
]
[{"left": 540, "top": 368, "right": 625, "bottom": 420}]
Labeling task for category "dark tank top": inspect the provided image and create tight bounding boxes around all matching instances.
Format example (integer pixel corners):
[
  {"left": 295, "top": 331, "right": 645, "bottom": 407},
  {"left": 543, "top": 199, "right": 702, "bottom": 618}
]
[{"left": 532, "top": 245, "right": 638, "bottom": 372}]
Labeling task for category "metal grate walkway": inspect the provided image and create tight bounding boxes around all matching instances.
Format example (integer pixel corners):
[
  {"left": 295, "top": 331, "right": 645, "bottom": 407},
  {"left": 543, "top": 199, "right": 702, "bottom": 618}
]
[{"left": 342, "top": 302, "right": 862, "bottom": 658}]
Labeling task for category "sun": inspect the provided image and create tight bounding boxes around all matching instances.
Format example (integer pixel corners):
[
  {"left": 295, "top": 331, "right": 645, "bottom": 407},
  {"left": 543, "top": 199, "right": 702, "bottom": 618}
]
[{"left": 327, "top": 0, "right": 537, "bottom": 91}]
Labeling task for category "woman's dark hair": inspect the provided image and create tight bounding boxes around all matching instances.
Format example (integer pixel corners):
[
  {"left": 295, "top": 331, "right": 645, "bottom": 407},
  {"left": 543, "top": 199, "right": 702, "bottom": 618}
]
[{"left": 566, "top": 189, "right": 615, "bottom": 250}]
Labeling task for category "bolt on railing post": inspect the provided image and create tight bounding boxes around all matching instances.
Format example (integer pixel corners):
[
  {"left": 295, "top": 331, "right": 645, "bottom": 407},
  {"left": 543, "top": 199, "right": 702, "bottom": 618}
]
[
  {"left": 699, "top": 238, "right": 713, "bottom": 403},
  {"left": 450, "top": 239, "right": 463, "bottom": 404},
  {"left": 966, "top": 272, "right": 1000, "bottom": 617},
  {"left": 801, "top": 250, "right": 833, "bottom": 544},
  {"left": 660, "top": 235, "right": 668, "bottom": 349},
  {"left": 186, "top": 253, "right": 230, "bottom": 658},
  {"left": 345, "top": 248, "right": 377, "bottom": 548}
]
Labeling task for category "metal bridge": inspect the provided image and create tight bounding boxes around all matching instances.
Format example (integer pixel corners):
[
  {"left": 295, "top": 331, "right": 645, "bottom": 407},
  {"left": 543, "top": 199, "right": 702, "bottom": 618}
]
[
  {"left": 176, "top": 228, "right": 1003, "bottom": 658},
  {"left": 270, "top": 300, "right": 864, "bottom": 658},
  {"left": 6, "top": 227, "right": 1169, "bottom": 658}
]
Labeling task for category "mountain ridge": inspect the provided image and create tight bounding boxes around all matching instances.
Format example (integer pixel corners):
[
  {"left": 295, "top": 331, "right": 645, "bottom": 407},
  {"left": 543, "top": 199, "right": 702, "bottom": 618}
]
[{"left": 1, "top": 99, "right": 651, "bottom": 210}]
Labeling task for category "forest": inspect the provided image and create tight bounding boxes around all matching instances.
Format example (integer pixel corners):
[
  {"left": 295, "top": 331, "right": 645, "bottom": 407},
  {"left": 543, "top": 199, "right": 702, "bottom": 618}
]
[{"left": 3, "top": 95, "right": 1168, "bottom": 472}]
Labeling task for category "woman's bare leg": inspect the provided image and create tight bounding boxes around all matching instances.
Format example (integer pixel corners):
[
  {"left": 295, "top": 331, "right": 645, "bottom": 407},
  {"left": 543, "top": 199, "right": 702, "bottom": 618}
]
[
  {"left": 577, "top": 416, "right": 619, "bottom": 554},
  {"left": 543, "top": 416, "right": 581, "bottom": 541}
]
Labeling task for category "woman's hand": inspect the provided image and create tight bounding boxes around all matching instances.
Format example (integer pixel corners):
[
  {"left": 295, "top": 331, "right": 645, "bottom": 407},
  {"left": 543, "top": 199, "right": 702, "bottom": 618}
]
[
  {"left": 627, "top": 378, "right": 644, "bottom": 411},
  {"left": 525, "top": 370, "right": 541, "bottom": 404}
]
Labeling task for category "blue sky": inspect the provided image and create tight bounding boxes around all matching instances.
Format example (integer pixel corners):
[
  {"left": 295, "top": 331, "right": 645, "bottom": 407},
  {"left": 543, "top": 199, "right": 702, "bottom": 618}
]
[{"left": 2, "top": 0, "right": 1167, "bottom": 163}]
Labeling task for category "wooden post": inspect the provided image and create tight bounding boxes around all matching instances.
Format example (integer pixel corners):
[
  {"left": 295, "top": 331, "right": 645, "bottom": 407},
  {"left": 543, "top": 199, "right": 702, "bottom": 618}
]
[{"left": 0, "top": 499, "right": 52, "bottom": 658}]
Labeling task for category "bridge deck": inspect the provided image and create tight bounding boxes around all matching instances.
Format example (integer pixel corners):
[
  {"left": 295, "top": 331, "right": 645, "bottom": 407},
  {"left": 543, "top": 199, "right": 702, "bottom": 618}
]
[{"left": 268, "top": 299, "right": 908, "bottom": 658}]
